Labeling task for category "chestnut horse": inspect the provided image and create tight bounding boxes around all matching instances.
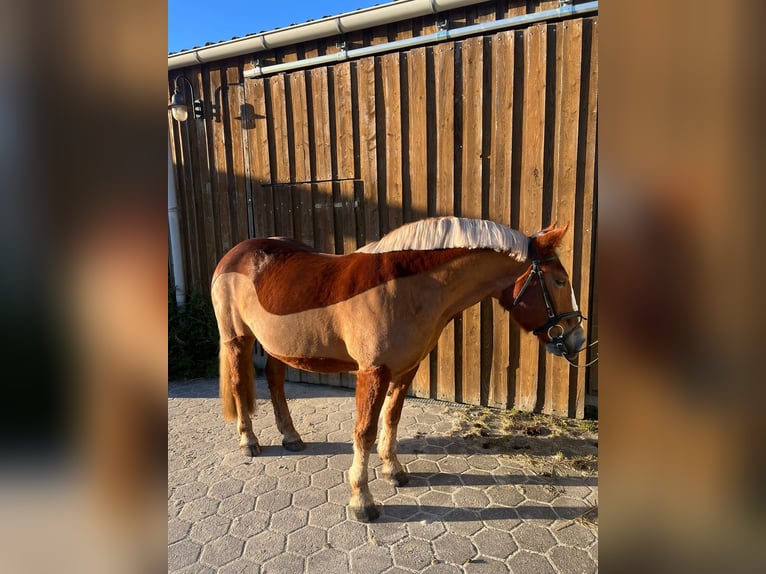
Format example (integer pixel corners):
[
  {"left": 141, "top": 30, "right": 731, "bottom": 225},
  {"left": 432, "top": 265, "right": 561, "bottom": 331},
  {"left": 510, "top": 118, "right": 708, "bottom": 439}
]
[{"left": 211, "top": 217, "right": 586, "bottom": 521}]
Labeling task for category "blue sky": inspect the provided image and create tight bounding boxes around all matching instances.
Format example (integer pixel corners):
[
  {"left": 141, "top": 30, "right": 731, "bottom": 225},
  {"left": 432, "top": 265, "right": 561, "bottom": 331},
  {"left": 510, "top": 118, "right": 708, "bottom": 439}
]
[{"left": 169, "top": 0, "right": 387, "bottom": 53}]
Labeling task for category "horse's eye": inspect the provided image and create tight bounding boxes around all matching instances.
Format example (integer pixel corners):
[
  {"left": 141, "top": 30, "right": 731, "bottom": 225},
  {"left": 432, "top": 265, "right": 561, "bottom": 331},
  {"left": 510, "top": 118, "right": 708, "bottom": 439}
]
[{"left": 554, "top": 278, "right": 567, "bottom": 288}]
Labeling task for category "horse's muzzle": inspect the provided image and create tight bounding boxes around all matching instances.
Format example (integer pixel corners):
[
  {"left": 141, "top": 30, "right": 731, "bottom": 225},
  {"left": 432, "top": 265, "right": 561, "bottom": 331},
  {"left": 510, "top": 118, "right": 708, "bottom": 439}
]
[{"left": 545, "top": 325, "right": 587, "bottom": 358}]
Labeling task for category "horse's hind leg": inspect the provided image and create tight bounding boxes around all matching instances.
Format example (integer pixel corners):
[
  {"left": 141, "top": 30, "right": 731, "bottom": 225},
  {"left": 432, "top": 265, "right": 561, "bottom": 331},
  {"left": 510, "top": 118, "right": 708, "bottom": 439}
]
[
  {"left": 265, "top": 355, "right": 306, "bottom": 451},
  {"left": 220, "top": 336, "right": 260, "bottom": 456},
  {"left": 349, "top": 365, "right": 391, "bottom": 522},
  {"left": 377, "top": 366, "right": 418, "bottom": 487}
]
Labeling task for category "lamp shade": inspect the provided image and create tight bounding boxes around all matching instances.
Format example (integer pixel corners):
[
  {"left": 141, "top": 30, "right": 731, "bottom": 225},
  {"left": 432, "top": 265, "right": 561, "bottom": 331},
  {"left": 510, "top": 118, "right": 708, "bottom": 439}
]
[{"left": 169, "top": 90, "right": 189, "bottom": 122}]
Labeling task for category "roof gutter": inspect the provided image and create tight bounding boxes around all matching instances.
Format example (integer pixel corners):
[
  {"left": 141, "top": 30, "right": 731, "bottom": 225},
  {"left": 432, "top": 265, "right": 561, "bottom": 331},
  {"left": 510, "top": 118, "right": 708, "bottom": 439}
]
[
  {"left": 244, "top": 0, "right": 597, "bottom": 78},
  {"left": 169, "top": 0, "right": 497, "bottom": 70}
]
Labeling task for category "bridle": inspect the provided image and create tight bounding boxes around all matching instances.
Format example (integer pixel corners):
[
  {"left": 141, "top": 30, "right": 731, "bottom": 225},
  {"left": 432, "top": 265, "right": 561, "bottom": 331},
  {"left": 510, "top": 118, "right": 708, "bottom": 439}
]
[{"left": 510, "top": 244, "right": 598, "bottom": 368}]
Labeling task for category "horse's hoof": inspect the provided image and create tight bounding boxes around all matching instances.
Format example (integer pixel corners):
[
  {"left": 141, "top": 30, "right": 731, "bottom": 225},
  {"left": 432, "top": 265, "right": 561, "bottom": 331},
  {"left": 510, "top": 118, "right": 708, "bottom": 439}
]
[
  {"left": 385, "top": 471, "right": 410, "bottom": 487},
  {"left": 241, "top": 444, "right": 261, "bottom": 457},
  {"left": 353, "top": 504, "right": 380, "bottom": 522},
  {"left": 282, "top": 438, "right": 306, "bottom": 452}
]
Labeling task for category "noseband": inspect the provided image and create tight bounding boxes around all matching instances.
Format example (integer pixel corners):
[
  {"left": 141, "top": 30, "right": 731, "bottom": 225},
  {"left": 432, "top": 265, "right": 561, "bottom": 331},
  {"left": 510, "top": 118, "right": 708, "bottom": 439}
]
[{"left": 511, "top": 244, "right": 598, "bottom": 367}]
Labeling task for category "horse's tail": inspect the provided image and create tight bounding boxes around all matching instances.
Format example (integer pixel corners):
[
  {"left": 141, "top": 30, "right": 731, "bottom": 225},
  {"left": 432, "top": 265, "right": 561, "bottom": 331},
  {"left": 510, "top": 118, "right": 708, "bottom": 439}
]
[
  {"left": 218, "top": 336, "right": 256, "bottom": 421},
  {"left": 219, "top": 341, "right": 237, "bottom": 421}
]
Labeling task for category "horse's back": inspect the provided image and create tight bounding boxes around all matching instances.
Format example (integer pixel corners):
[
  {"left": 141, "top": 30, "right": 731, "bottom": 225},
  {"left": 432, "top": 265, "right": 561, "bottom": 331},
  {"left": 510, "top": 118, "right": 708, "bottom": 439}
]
[{"left": 212, "top": 237, "right": 318, "bottom": 284}]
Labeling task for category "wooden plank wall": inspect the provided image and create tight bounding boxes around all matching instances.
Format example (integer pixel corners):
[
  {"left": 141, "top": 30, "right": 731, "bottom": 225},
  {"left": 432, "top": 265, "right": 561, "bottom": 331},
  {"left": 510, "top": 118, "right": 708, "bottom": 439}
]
[{"left": 169, "top": 3, "right": 598, "bottom": 417}]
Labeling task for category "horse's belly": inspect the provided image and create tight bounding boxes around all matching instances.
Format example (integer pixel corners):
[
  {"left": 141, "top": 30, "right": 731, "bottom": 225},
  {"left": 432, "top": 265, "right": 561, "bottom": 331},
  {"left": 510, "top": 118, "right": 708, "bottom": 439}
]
[
  {"left": 267, "top": 353, "right": 358, "bottom": 374},
  {"left": 247, "top": 297, "right": 354, "bottom": 366}
]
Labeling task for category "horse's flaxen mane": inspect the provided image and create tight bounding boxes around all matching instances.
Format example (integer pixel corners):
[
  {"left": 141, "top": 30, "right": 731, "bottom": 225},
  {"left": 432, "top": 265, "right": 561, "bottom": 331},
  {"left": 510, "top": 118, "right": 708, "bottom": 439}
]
[{"left": 356, "top": 217, "right": 528, "bottom": 261}]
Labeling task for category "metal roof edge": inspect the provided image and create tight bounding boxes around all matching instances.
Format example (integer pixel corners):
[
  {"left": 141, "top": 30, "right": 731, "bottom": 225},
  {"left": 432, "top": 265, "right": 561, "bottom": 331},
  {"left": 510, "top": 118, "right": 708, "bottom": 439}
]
[{"left": 168, "top": 0, "right": 491, "bottom": 70}]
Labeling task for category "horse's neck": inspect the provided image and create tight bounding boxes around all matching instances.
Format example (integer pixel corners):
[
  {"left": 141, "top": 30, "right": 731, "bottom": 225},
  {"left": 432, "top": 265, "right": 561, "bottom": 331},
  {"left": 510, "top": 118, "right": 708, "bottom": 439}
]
[{"left": 435, "top": 250, "right": 526, "bottom": 316}]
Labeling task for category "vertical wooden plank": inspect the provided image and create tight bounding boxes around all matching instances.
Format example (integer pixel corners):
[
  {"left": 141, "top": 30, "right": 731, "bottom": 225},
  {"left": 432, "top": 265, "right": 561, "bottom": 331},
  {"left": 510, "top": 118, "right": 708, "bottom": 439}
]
[
  {"left": 269, "top": 75, "right": 291, "bottom": 184},
  {"left": 336, "top": 180, "right": 358, "bottom": 254},
  {"left": 544, "top": 19, "right": 583, "bottom": 416},
  {"left": 225, "top": 65, "right": 249, "bottom": 245},
  {"left": 460, "top": 36, "right": 485, "bottom": 407},
  {"left": 433, "top": 41, "right": 456, "bottom": 402},
  {"left": 576, "top": 17, "right": 598, "bottom": 418},
  {"left": 357, "top": 57, "right": 380, "bottom": 244},
  {"left": 269, "top": 75, "right": 293, "bottom": 242},
  {"left": 197, "top": 69, "right": 220, "bottom": 281},
  {"left": 244, "top": 77, "right": 275, "bottom": 237},
  {"left": 333, "top": 62, "right": 358, "bottom": 254},
  {"left": 488, "top": 30, "right": 515, "bottom": 409},
  {"left": 273, "top": 184, "right": 294, "bottom": 238},
  {"left": 407, "top": 47, "right": 428, "bottom": 220},
  {"left": 207, "top": 66, "right": 233, "bottom": 259},
  {"left": 333, "top": 62, "right": 355, "bottom": 180},
  {"left": 290, "top": 71, "right": 311, "bottom": 183},
  {"left": 407, "top": 46, "right": 431, "bottom": 398},
  {"left": 516, "top": 23, "right": 547, "bottom": 412},
  {"left": 287, "top": 71, "right": 314, "bottom": 247},
  {"left": 310, "top": 67, "right": 333, "bottom": 182},
  {"left": 310, "top": 67, "right": 336, "bottom": 255},
  {"left": 380, "top": 52, "right": 403, "bottom": 233}
]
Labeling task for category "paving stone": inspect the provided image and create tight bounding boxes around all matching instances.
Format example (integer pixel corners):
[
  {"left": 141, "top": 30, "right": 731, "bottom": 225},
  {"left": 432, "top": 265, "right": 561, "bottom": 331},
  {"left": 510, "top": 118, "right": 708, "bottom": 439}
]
[
  {"left": 168, "top": 539, "right": 202, "bottom": 571},
  {"left": 168, "top": 518, "right": 191, "bottom": 545},
  {"left": 277, "top": 472, "right": 311, "bottom": 492},
  {"left": 286, "top": 525, "right": 327, "bottom": 555},
  {"left": 311, "top": 467, "right": 344, "bottom": 489},
  {"left": 507, "top": 550, "right": 556, "bottom": 574},
  {"left": 242, "top": 474, "right": 278, "bottom": 497},
  {"left": 262, "top": 552, "right": 305, "bottom": 574},
  {"left": 472, "top": 527, "right": 517, "bottom": 559},
  {"left": 306, "top": 547, "right": 348, "bottom": 573},
  {"left": 178, "top": 496, "right": 220, "bottom": 522},
  {"left": 392, "top": 537, "right": 434, "bottom": 570},
  {"left": 172, "top": 482, "right": 208, "bottom": 501},
  {"left": 189, "top": 513, "right": 231, "bottom": 544},
  {"left": 269, "top": 507, "right": 309, "bottom": 534},
  {"left": 367, "top": 520, "right": 408, "bottom": 546},
  {"left": 552, "top": 521, "right": 597, "bottom": 548},
  {"left": 349, "top": 542, "right": 395, "bottom": 574},
  {"left": 218, "top": 492, "right": 256, "bottom": 518},
  {"left": 451, "top": 486, "right": 491, "bottom": 509},
  {"left": 464, "top": 557, "right": 509, "bottom": 574},
  {"left": 217, "top": 558, "right": 260, "bottom": 574},
  {"left": 242, "top": 530, "right": 286, "bottom": 563},
  {"left": 407, "top": 513, "right": 447, "bottom": 541},
  {"left": 485, "top": 484, "right": 526, "bottom": 507},
  {"left": 512, "top": 522, "right": 558, "bottom": 553},
  {"left": 207, "top": 478, "right": 245, "bottom": 500},
  {"left": 254, "top": 489, "right": 291, "bottom": 513},
  {"left": 327, "top": 520, "right": 367, "bottom": 551},
  {"left": 308, "top": 502, "right": 347, "bottom": 529},
  {"left": 229, "top": 509, "right": 270, "bottom": 538},
  {"left": 549, "top": 545, "right": 597, "bottom": 573},
  {"left": 422, "top": 562, "right": 462, "bottom": 574},
  {"left": 292, "top": 486, "right": 328, "bottom": 510},
  {"left": 432, "top": 532, "right": 477, "bottom": 565},
  {"left": 175, "top": 564, "right": 216, "bottom": 574},
  {"left": 199, "top": 535, "right": 244, "bottom": 568}
]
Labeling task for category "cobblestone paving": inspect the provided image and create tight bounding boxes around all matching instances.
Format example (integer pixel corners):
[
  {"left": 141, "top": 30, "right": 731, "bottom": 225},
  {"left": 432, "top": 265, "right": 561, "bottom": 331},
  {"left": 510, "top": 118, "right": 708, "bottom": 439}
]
[{"left": 169, "top": 378, "right": 598, "bottom": 573}]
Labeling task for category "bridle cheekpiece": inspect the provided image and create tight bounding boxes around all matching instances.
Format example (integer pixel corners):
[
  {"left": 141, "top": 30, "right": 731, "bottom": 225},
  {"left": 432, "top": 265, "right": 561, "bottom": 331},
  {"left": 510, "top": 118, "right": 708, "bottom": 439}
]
[{"left": 510, "top": 241, "right": 594, "bottom": 365}]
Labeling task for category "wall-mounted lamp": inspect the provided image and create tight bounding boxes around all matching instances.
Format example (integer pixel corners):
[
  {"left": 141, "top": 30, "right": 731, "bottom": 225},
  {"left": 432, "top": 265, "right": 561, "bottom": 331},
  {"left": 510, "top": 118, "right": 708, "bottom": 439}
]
[{"left": 168, "top": 76, "right": 203, "bottom": 122}]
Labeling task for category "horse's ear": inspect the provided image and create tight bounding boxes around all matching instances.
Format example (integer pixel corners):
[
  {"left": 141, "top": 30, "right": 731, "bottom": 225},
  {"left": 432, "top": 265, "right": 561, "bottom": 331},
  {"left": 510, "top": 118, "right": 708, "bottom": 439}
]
[{"left": 533, "top": 222, "right": 569, "bottom": 255}]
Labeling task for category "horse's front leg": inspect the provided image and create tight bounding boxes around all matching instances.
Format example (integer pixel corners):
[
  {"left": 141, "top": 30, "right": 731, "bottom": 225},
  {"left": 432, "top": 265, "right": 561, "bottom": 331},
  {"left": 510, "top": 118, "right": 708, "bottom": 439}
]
[
  {"left": 377, "top": 366, "right": 418, "bottom": 487},
  {"left": 349, "top": 365, "right": 390, "bottom": 522}
]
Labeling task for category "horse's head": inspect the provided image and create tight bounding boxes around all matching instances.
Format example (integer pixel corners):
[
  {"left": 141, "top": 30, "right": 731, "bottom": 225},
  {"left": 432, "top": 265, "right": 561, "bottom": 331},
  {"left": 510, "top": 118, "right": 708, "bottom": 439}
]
[{"left": 499, "top": 223, "right": 587, "bottom": 359}]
